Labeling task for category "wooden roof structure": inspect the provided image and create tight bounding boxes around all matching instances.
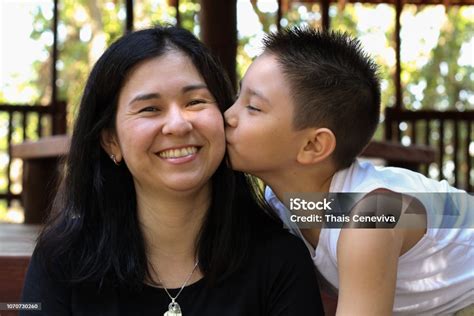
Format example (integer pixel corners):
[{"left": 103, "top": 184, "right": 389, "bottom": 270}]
[
  {"left": 47, "top": 0, "right": 473, "bottom": 105},
  {"left": 294, "top": 0, "right": 474, "bottom": 5}
]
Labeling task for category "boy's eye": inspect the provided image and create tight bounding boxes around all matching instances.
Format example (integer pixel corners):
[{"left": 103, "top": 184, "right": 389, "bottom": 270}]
[{"left": 246, "top": 105, "right": 261, "bottom": 112}]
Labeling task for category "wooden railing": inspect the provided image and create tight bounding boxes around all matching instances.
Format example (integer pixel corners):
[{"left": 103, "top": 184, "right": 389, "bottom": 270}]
[
  {"left": 0, "top": 102, "right": 66, "bottom": 210},
  {"left": 385, "top": 107, "right": 474, "bottom": 191}
]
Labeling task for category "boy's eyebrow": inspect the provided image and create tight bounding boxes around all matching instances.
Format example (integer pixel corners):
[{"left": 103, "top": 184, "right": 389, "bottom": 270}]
[{"left": 248, "top": 88, "right": 269, "bottom": 103}]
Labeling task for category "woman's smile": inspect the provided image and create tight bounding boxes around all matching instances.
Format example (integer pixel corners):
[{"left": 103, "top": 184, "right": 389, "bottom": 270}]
[{"left": 157, "top": 145, "right": 201, "bottom": 164}]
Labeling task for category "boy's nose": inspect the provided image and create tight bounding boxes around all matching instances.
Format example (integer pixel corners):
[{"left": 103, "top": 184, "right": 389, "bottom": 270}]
[{"left": 224, "top": 107, "right": 237, "bottom": 127}]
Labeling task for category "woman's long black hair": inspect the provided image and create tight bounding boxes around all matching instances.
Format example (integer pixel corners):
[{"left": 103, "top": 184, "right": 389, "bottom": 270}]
[{"left": 35, "top": 25, "right": 272, "bottom": 291}]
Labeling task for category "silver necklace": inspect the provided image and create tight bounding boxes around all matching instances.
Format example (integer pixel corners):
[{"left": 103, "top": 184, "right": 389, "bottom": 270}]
[{"left": 155, "top": 260, "right": 199, "bottom": 316}]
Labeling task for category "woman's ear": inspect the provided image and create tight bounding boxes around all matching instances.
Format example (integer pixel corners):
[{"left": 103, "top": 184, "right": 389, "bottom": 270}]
[
  {"left": 297, "top": 128, "right": 336, "bottom": 165},
  {"left": 100, "top": 129, "right": 122, "bottom": 163}
]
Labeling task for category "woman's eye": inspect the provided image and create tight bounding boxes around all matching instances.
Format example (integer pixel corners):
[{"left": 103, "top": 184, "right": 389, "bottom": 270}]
[
  {"left": 139, "top": 106, "right": 159, "bottom": 113},
  {"left": 188, "top": 99, "right": 206, "bottom": 106},
  {"left": 246, "top": 105, "right": 261, "bottom": 112}
]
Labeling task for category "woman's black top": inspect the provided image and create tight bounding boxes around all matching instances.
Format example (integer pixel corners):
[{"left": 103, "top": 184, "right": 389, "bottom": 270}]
[{"left": 21, "top": 228, "right": 323, "bottom": 315}]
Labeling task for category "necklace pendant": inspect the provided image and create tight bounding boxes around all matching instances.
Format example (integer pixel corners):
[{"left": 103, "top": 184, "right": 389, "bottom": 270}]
[{"left": 164, "top": 301, "right": 182, "bottom": 316}]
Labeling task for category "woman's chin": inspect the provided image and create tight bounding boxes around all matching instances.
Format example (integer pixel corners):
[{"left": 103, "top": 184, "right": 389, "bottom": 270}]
[{"left": 162, "top": 178, "right": 211, "bottom": 194}]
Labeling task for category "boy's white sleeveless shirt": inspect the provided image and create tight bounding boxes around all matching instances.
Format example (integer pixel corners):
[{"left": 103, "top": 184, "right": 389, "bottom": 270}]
[{"left": 266, "top": 159, "right": 474, "bottom": 315}]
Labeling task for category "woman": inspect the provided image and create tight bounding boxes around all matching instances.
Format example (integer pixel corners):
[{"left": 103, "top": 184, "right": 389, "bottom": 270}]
[{"left": 21, "top": 26, "right": 323, "bottom": 315}]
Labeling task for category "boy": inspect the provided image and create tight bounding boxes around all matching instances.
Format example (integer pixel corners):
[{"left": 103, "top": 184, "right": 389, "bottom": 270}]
[{"left": 225, "top": 27, "right": 473, "bottom": 315}]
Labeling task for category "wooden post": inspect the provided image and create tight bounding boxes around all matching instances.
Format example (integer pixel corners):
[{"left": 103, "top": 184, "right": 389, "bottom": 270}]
[
  {"left": 52, "top": 0, "right": 58, "bottom": 109},
  {"left": 200, "top": 0, "right": 238, "bottom": 89},
  {"left": 126, "top": 0, "right": 134, "bottom": 33},
  {"left": 277, "top": 0, "right": 282, "bottom": 31},
  {"left": 50, "top": 0, "right": 68, "bottom": 135},
  {"left": 395, "top": 0, "right": 402, "bottom": 110},
  {"left": 321, "top": 0, "right": 330, "bottom": 31},
  {"left": 175, "top": 0, "right": 181, "bottom": 27},
  {"left": 11, "top": 136, "right": 71, "bottom": 224},
  {"left": 22, "top": 158, "right": 61, "bottom": 224},
  {"left": 385, "top": 107, "right": 393, "bottom": 141},
  {"left": 53, "top": 101, "right": 67, "bottom": 135},
  {"left": 467, "top": 122, "right": 472, "bottom": 192}
]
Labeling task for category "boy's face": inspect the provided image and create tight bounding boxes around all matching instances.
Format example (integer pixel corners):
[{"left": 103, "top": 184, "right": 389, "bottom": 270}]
[{"left": 224, "top": 54, "right": 307, "bottom": 178}]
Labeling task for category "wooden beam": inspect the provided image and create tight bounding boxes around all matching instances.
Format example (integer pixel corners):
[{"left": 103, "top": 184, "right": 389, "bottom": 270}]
[
  {"left": 383, "top": 109, "right": 474, "bottom": 120},
  {"left": 0, "top": 104, "right": 57, "bottom": 113},
  {"left": 321, "top": 0, "right": 330, "bottom": 31},
  {"left": 361, "top": 140, "right": 436, "bottom": 165},
  {"left": 125, "top": 0, "right": 134, "bottom": 33},
  {"left": 395, "top": 0, "right": 402, "bottom": 110},
  {"left": 52, "top": 100, "right": 67, "bottom": 135},
  {"left": 200, "top": 0, "right": 238, "bottom": 88},
  {"left": 0, "top": 223, "right": 40, "bottom": 256},
  {"left": 467, "top": 122, "right": 472, "bottom": 192},
  {"left": 294, "top": 0, "right": 473, "bottom": 5},
  {"left": 175, "top": 0, "right": 181, "bottom": 27},
  {"left": 52, "top": 0, "right": 59, "bottom": 106},
  {"left": 277, "top": 0, "right": 283, "bottom": 31},
  {"left": 11, "top": 135, "right": 70, "bottom": 160},
  {"left": 11, "top": 136, "right": 70, "bottom": 224}
]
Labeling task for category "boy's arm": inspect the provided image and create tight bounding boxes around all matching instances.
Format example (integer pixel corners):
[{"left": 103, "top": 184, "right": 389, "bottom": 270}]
[{"left": 336, "top": 228, "right": 403, "bottom": 316}]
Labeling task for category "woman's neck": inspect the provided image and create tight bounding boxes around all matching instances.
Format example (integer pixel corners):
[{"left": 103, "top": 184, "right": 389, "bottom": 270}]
[{"left": 136, "top": 184, "right": 210, "bottom": 287}]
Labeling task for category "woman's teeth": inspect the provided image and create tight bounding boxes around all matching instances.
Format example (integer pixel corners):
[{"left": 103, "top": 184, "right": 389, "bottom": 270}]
[{"left": 159, "top": 146, "right": 198, "bottom": 158}]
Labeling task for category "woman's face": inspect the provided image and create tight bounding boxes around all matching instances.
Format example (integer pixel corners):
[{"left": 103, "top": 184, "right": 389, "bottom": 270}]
[{"left": 105, "top": 51, "right": 225, "bottom": 195}]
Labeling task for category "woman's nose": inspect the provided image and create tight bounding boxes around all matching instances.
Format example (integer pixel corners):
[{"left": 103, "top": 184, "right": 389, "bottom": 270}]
[{"left": 162, "top": 107, "right": 193, "bottom": 135}]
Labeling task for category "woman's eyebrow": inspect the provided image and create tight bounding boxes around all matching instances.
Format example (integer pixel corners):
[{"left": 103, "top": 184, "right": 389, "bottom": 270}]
[
  {"left": 129, "top": 92, "right": 161, "bottom": 105},
  {"left": 182, "top": 84, "right": 208, "bottom": 93},
  {"left": 128, "top": 84, "right": 209, "bottom": 106}
]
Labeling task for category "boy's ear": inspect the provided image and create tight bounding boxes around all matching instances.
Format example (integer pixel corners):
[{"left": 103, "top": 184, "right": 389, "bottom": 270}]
[
  {"left": 297, "top": 128, "right": 336, "bottom": 165},
  {"left": 100, "top": 129, "right": 122, "bottom": 163}
]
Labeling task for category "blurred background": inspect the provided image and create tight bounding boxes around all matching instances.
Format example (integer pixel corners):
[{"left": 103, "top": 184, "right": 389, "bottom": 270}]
[{"left": 0, "top": 0, "right": 473, "bottom": 224}]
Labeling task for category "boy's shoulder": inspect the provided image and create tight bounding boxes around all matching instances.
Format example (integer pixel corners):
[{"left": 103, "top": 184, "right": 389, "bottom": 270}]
[{"left": 332, "top": 159, "right": 455, "bottom": 193}]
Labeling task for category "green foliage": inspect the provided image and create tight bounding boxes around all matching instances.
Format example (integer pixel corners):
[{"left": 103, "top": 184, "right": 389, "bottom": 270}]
[
  {"left": 403, "top": 6, "right": 474, "bottom": 111},
  {"left": 26, "top": 0, "right": 204, "bottom": 123},
  {"left": 179, "top": 0, "right": 200, "bottom": 35},
  {"left": 28, "top": 0, "right": 125, "bottom": 123}
]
